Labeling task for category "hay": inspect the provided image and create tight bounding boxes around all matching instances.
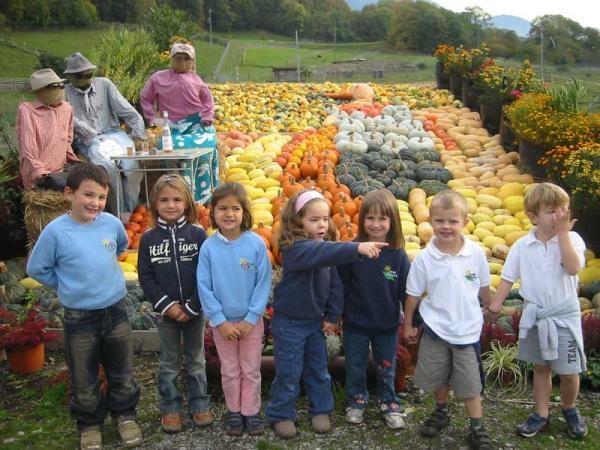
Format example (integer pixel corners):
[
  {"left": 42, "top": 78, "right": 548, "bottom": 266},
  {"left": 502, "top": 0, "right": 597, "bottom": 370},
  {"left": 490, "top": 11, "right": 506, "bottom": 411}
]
[{"left": 23, "top": 189, "right": 70, "bottom": 248}]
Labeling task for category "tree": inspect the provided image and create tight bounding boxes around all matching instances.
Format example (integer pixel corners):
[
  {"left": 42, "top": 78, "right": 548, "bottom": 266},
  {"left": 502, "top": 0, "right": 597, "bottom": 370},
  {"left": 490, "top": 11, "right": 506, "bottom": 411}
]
[
  {"left": 461, "top": 6, "right": 491, "bottom": 47},
  {"left": 146, "top": 4, "right": 195, "bottom": 51},
  {"left": 530, "top": 15, "right": 585, "bottom": 64},
  {"left": 353, "top": 3, "right": 393, "bottom": 42}
]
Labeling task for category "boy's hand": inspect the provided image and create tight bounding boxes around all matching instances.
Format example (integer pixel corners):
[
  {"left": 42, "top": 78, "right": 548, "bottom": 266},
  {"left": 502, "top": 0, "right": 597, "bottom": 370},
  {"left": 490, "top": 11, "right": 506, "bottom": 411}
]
[
  {"left": 235, "top": 320, "right": 253, "bottom": 337},
  {"left": 218, "top": 321, "right": 240, "bottom": 340},
  {"left": 555, "top": 207, "right": 577, "bottom": 235},
  {"left": 483, "top": 305, "right": 501, "bottom": 323},
  {"left": 165, "top": 303, "right": 184, "bottom": 321},
  {"left": 403, "top": 324, "right": 419, "bottom": 344},
  {"left": 176, "top": 310, "right": 190, "bottom": 322},
  {"left": 358, "top": 242, "right": 388, "bottom": 259},
  {"left": 322, "top": 321, "right": 338, "bottom": 335}
]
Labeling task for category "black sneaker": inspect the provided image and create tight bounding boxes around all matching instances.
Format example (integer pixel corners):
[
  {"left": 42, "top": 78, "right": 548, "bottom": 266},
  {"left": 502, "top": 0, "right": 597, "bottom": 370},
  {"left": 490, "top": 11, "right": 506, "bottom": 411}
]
[
  {"left": 516, "top": 412, "right": 549, "bottom": 438},
  {"left": 244, "top": 414, "right": 265, "bottom": 435},
  {"left": 419, "top": 408, "right": 450, "bottom": 437},
  {"left": 562, "top": 407, "right": 588, "bottom": 438},
  {"left": 468, "top": 426, "right": 492, "bottom": 450},
  {"left": 225, "top": 411, "right": 244, "bottom": 436}
]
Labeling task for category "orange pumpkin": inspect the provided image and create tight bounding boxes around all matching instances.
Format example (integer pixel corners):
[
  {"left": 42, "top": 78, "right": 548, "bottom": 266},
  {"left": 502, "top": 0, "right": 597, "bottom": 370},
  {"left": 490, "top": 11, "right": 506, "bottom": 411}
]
[
  {"left": 285, "top": 162, "right": 301, "bottom": 180},
  {"left": 332, "top": 207, "right": 351, "bottom": 229},
  {"left": 332, "top": 193, "right": 357, "bottom": 217}
]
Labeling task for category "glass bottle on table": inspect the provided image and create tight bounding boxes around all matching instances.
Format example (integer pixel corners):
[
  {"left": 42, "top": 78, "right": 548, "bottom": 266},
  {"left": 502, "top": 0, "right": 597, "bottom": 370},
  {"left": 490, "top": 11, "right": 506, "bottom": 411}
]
[{"left": 161, "top": 110, "right": 173, "bottom": 152}]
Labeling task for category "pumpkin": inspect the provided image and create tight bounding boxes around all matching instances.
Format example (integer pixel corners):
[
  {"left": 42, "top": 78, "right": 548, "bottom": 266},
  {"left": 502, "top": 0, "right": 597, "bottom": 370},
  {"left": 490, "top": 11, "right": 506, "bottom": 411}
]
[
  {"left": 349, "top": 179, "right": 385, "bottom": 197},
  {"left": 417, "top": 180, "right": 448, "bottom": 196},
  {"left": 387, "top": 178, "right": 417, "bottom": 200},
  {"left": 415, "top": 163, "right": 452, "bottom": 183},
  {"left": 352, "top": 83, "right": 375, "bottom": 100}
]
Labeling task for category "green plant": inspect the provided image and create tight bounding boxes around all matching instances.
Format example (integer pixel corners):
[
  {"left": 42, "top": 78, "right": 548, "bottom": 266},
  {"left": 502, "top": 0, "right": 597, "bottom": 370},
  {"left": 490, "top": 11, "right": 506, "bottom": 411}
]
[
  {"left": 549, "top": 78, "right": 588, "bottom": 113},
  {"left": 582, "top": 353, "right": 600, "bottom": 389},
  {"left": 92, "top": 27, "right": 163, "bottom": 104},
  {"left": 482, "top": 342, "right": 530, "bottom": 394},
  {"left": 146, "top": 4, "right": 195, "bottom": 52}
]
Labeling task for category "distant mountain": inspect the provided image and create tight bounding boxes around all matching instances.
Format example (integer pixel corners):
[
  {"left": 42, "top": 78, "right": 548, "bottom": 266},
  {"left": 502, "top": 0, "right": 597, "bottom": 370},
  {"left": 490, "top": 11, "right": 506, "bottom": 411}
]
[
  {"left": 346, "top": 0, "right": 378, "bottom": 10},
  {"left": 492, "top": 15, "right": 531, "bottom": 37}
]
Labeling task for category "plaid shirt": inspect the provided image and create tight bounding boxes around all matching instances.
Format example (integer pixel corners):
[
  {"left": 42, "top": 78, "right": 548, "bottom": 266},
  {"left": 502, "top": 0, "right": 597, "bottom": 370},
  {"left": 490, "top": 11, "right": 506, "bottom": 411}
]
[{"left": 16, "top": 101, "right": 77, "bottom": 189}]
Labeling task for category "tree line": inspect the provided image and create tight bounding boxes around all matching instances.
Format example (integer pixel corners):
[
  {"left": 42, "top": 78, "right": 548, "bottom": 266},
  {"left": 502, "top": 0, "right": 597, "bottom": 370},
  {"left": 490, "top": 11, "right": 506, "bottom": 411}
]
[{"left": 0, "top": 0, "right": 598, "bottom": 65}]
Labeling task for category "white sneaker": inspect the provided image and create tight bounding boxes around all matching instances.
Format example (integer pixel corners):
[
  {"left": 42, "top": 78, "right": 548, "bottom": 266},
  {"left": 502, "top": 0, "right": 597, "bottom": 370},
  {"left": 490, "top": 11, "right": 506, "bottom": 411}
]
[
  {"left": 345, "top": 407, "right": 365, "bottom": 424},
  {"left": 383, "top": 412, "right": 405, "bottom": 429}
]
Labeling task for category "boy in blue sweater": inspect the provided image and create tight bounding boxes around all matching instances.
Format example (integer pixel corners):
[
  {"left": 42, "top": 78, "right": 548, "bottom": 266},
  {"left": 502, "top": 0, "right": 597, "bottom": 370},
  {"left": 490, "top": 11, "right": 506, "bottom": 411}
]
[{"left": 27, "top": 163, "right": 142, "bottom": 450}]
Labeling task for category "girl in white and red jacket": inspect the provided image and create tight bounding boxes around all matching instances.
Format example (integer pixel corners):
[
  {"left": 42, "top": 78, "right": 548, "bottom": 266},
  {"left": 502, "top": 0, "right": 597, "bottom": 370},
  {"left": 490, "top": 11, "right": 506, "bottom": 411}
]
[{"left": 137, "top": 174, "right": 212, "bottom": 433}]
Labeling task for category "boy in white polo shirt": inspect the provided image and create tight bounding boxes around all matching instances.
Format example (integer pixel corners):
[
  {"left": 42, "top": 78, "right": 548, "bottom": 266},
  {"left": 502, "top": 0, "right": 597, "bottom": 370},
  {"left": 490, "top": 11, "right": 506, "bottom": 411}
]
[
  {"left": 486, "top": 183, "right": 587, "bottom": 439},
  {"left": 403, "top": 190, "right": 491, "bottom": 450}
]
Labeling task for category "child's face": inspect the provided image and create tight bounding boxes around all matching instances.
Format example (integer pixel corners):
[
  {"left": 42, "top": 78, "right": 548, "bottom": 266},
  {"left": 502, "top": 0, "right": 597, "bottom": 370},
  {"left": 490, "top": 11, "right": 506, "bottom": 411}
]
[
  {"left": 301, "top": 200, "right": 330, "bottom": 241},
  {"left": 156, "top": 185, "right": 186, "bottom": 223},
  {"left": 527, "top": 203, "right": 567, "bottom": 235},
  {"left": 430, "top": 206, "right": 468, "bottom": 244},
  {"left": 214, "top": 195, "right": 243, "bottom": 238},
  {"left": 363, "top": 208, "right": 390, "bottom": 243},
  {"left": 65, "top": 180, "right": 108, "bottom": 224}
]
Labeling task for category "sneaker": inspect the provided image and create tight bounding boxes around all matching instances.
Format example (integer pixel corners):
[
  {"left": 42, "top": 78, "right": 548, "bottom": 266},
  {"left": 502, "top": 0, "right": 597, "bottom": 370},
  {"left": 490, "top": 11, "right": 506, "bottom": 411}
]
[
  {"left": 273, "top": 420, "right": 297, "bottom": 439},
  {"left": 419, "top": 408, "right": 450, "bottom": 437},
  {"left": 380, "top": 402, "right": 405, "bottom": 430},
  {"left": 311, "top": 414, "right": 331, "bottom": 433},
  {"left": 468, "top": 426, "right": 492, "bottom": 450},
  {"left": 116, "top": 417, "right": 142, "bottom": 448},
  {"left": 161, "top": 413, "right": 183, "bottom": 433},
  {"left": 192, "top": 410, "right": 214, "bottom": 427},
  {"left": 562, "top": 407, "right": 588, "bottom": 438},
  {"left": 80, "top": 429, "right": 102, "bottom": 450},
  {"left": 245, "top": 414, "right": 266, "bottom": 435},
  {"left": 345, "top": 407, "right": 365, "bottom": 424},
  {"left": 516, "top": 412, "right": 549, "bottom": 438},
  {"left": 225, "top": 411, "right": 244, "bottom": 436}
]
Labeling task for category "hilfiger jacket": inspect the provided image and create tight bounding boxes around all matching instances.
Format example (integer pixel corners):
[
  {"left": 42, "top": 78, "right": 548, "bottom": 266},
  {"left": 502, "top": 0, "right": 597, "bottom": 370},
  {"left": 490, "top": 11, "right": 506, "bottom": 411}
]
[{"left": 138, "top": 216, "right": 207, "bottom": 318}]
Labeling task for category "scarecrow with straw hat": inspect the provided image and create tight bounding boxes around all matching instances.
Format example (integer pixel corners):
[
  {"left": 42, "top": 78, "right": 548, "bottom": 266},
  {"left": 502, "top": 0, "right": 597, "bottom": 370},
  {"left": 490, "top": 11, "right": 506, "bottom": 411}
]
[
  {"left": 64, "top": 52, "right": 146, "bottom": 222},
  {"left": 140, "top": 42, "right": 217, "bottom": 203},
  {"left": 16, "top": 68, "right": 79, "bottom": 191}
]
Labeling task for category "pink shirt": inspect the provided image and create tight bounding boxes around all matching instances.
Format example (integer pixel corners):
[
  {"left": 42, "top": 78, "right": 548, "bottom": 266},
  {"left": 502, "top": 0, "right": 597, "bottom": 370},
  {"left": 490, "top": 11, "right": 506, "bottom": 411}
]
[
  {"left": 16, "top": 101, "right": 77, "bottom": 189},
  {"left": 140, "top": 69, "right": 215, "bottom": 123}
]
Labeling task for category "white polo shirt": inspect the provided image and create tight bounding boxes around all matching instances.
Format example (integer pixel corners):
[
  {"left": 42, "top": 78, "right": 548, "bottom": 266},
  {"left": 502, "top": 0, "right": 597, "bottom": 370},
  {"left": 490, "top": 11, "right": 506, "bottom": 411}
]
[
  {"left": 501, "top": 229, "right": 585, "bottom": 311},
  {"left": 407, "top": 237, "right": 490, "bottom": 345}
]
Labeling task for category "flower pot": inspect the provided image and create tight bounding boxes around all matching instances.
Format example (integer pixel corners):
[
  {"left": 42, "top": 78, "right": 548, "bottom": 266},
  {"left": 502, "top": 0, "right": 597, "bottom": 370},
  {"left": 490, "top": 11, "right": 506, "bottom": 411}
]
[
  {"left": 499, "top": 113, "right": 517, "bottom": 151},
  {"left": 461, "top": 79, "right": 482, "bottom": 111},
  {"left": 435, "top": 62, "right": 450, "bottom": 90},
  {"left": 6, "top": 343, "right": 45, "bottom": 375},
  {"left": 449, "top": 75, "right": 463, "bottom": 98},
  {"left": 517, "top": 140, "right": 547, "bottom": 180},
  {"left": 479, "top": 101, "right": 502, "bottom": 135}
]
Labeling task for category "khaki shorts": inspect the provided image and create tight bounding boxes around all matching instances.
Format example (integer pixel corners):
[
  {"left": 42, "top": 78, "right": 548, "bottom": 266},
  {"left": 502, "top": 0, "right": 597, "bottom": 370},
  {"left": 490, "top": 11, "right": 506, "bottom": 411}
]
[
  {"left": 415, "top": 332, "right": 482, "bottom": 399},
  {"left": 518, "top": 325, "right": 582, "bottom": 375}
]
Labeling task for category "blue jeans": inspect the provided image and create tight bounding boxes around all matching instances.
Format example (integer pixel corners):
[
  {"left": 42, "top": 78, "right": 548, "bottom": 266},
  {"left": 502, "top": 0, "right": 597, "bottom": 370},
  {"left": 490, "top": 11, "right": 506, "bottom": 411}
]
[
  {"left": 63, "top": 298, "right": 140, "bottom": 431},
  {"left": 344, "top": 330, "right": 399, "bottom": 408},
  {"left": 157, "top": 315, "right": 209, "bottom": 414},
  {"left": 75, "top": 128, "right": 143, "bottom": 213},
  {"left": 265, "top": 315, "right": 333, "bottom": 422}
]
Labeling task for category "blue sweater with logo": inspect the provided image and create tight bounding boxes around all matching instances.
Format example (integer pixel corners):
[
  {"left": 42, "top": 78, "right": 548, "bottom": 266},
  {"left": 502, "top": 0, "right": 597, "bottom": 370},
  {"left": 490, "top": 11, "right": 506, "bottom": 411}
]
[
  {"left": 339, "top": 248, "right": 410, "bottom": 334},
  {"left": 27, "top": 213, "right": 128, "bottom": 309},
  {"left": 273, "top": 239, "right": 362, "bottom": 323}
]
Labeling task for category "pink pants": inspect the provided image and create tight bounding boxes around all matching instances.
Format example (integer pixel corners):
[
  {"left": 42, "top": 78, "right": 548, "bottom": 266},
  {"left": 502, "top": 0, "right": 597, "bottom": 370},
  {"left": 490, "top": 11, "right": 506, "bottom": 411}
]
[{"left": 212, "top": 319, "right": 264, "bottom": 416}]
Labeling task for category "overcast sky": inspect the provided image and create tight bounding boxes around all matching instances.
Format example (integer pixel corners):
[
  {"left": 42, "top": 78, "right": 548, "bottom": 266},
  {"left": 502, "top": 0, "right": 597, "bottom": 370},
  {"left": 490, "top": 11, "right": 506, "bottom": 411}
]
[{"left": 433, "top": 0, "right": 600, "bottom": 30}]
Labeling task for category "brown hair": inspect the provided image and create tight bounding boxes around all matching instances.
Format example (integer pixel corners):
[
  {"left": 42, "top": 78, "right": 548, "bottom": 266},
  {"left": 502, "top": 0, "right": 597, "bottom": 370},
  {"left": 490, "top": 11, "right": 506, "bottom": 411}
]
[
  {"left": 524, "top": 182, "right": 569, "bottom": 215},
  {"left": 356, "top": 189, "right": 404, "bottom": 249},
  {"left": 209, "top": 182, "right": 253, "bottom": 232},
  {"left": 66, "top": 162, "right": 110, "bottom": 191},
  {"left": 278, "top": 189, "right": 337, "bottom": 249},
  {"left": 429, "top": 189, "right": 469, "bottom": 218},
  {"left": 149, "top": 173, "right": 197, "bottom": 224}
]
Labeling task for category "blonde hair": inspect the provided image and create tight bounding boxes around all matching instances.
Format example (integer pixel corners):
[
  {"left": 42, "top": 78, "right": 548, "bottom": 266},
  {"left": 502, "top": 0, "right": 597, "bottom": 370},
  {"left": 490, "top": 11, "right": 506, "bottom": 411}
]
[
  {"left": 209, "top": 182, "right": 253, "bottom": 232},
  {"left": 278, "top": 189, "right": 337, "bottom": 249},
  {"left": 524, "top": 182, "right": 569, "bottom": 215},
  {"left": 356, "top": 189, "right": 404, "bottom": 249},
  {"left": 429, "top": 189, "right": 468, "bottom": 218},
  {"left": 149, "top": 174, "right": 197, "bottom": 224}
]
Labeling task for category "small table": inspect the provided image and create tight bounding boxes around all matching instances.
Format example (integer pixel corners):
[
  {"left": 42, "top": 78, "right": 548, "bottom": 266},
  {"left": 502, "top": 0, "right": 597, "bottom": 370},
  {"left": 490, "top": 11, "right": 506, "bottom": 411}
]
[{"left": 110, "top": 147, "right": 213, "bottom": 217}]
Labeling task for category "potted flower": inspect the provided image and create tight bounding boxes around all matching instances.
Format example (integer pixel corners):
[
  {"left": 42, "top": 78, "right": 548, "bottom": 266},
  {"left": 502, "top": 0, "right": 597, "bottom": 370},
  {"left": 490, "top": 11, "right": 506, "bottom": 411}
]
[
  {"left": 444, "top": 45, "right": 470, "bottom": 97},
  {"left": 433, "top": 44, "right": 454, "bottom": 90},
  {"left": 539, "top": 142, "right": 600, "bottom": 252},
  {"left": 0, "top": 308, "right": 58, "bottom": 375}
]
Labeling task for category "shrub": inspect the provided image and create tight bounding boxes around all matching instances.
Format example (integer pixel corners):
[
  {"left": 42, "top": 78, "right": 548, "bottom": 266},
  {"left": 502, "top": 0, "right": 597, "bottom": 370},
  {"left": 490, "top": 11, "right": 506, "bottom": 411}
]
[{"left": 146, "top": 4, "right": 195, "bottom": 52}]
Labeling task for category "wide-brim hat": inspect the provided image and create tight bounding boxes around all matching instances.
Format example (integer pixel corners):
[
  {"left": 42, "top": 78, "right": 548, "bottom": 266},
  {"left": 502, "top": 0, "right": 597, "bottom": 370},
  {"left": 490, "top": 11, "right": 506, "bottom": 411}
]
[
  {"left": 64, "top": 52, "right": 97, "bottom": 74},
  {"left": 170, "top": 43, "right": 195, "bottom": 59},
  {"left": 29, "top": 68, "right": 66, "bottom": 92}
]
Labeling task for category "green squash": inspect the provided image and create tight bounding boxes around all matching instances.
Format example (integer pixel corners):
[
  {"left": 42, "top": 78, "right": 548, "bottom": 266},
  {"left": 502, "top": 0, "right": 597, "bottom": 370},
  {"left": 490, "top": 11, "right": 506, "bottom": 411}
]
[{"left": 417, "top": 180, "right": 449, "bottom": 196}]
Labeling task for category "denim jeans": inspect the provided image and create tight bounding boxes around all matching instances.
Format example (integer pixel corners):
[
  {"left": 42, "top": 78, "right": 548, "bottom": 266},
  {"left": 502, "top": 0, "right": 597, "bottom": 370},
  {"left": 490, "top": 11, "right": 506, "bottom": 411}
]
[
  {"left": 344, "top": 330, "right": 399, "bottom": 408},
  {"left": 265, "top": 315, "right": 333, "bottom": 422},
  {"left": 75, "top": 128, "right": 143, "bottom": 213},
  {"left": 63, "top": 298, "right": 140, "bottom": 431},
  {"left": 157, "top": 315, "right": 209, "bottom": 414}
]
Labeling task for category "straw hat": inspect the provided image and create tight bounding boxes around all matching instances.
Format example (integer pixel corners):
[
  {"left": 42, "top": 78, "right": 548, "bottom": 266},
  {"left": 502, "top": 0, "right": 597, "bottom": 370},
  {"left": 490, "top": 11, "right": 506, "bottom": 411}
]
[{"left": 29, "top": 68, "right": 66, "bottom": 92}]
